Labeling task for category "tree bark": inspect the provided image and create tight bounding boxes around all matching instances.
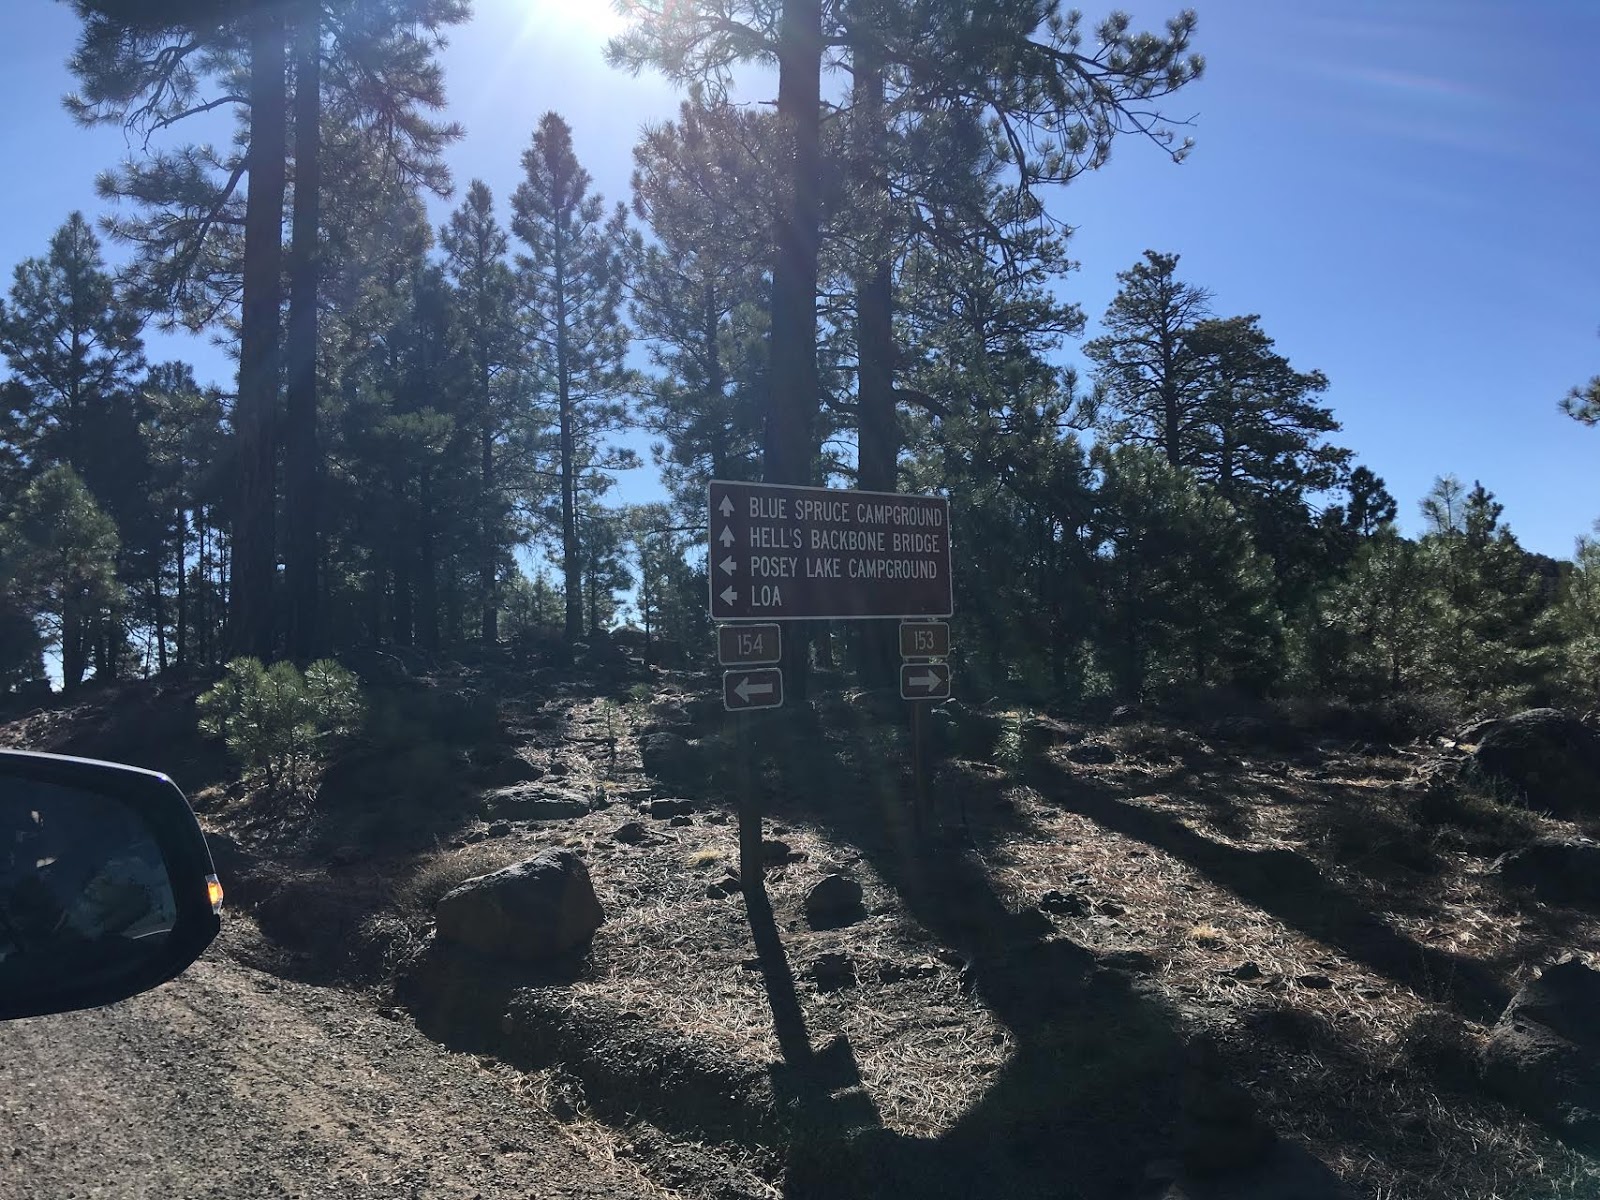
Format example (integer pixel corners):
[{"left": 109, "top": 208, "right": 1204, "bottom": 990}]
[
  {"left": 284, "top": 0, "right": 322, "bottom": 663},
  {"left": 231, "top": 6, "right": 288, "bottom": 661},
  {"left": 174, "top": 506, "right": 188, "bottom": 668},
  {"left": 851, "top": 8, "right": 898, "bottom": 688},
  {"left": 766, "top": 0, "right": 823, "bottom": 698},
  {"left": 556, "top": 250, "right": 582, "bottom": 645}
]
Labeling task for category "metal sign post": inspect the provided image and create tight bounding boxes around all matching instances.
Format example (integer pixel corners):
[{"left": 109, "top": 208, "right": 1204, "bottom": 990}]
[{"left": 899, "top": 622, "right": 953, "bottom": 835}]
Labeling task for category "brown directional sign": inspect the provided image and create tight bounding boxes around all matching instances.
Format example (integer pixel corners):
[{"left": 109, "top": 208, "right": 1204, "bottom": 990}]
[
  {"left": 717, "top": 623, "right": 782, "bottom": 667},
  {"left": 899, "top": 622, "right": 950, "bottom": 659},
  {"left": 723, "top": 668, "right": 784, "bottom": 712},
  {"left": 708, "top": 480, "right": 953, "bottom": 621},
  {"left": 899, "top": 662, "right": 951, "bottom": 702}
]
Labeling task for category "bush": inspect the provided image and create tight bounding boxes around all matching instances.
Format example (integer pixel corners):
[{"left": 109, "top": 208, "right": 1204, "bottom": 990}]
[{"left": 197, "top": 658, "right": 364, "bottom": 798}]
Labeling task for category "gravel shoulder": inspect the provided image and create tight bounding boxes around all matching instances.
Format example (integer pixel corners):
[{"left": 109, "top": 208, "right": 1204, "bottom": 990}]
[{"left": 0, "top": 923, "right": 662, "bottom": 1200}]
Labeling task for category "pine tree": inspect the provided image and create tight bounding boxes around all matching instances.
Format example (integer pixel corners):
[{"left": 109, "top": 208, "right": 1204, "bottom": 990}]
[
  {"left": 1562, "top": 330, "right": 1600, "bottom": 427},
  {"left": 1418, "top": 476, "right": 1548, "bottom": 706},
  {"left": 1547, "top": 526, "right": 1600, "bottom": 707},
  {"left": 441, "top": 180, "right": 523, "bottom": 646},
  {"left": 3, "top": 466, "right": 121, "bottom": 690},
  {"left": 1085, "top": 250, "right": 1212, "bottom": 468},
  {"left": 1090, "top": 445, "right": 1280, "bottom": 701},
  {"left": 1320, "top": 525, "right": 1434, "bottom": 699},
  {"left": 629, "top": 100, "right": 771, "bottom": 519},
  {"left": 511, "top": 113, "right": 634, "bottom": 646},
  {"left": 0, "top": 213, "right": 147, "bottom": 498}
]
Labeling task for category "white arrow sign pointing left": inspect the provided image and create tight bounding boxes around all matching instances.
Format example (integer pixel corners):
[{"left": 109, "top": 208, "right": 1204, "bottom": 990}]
[
  {"left": 719, "top": 556, "right": 737, "bottom": 576},
  {"left": 720, "top": 586, "right": 737, "bottom": 606},
  {"left": 735, "top": 677, "right": 775, "bottom": 703}
]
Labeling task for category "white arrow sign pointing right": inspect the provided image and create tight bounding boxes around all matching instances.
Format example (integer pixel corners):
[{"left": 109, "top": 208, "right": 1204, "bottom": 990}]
[{"left": 909, "top": 671, "right": 942, "bottom": 691}]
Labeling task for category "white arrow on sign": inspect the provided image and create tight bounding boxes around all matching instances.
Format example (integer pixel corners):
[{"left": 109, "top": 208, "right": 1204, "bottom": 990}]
[
  {"left": 735, "top": 677, "right": 774, "bottom": 703},
  {"left": 907, "top": 670, "right": 945, "bottom": 691},
  {"left": 719, "top": 556, "right": 737, "bottom": 576},
  {"left": 720, "top": 586, "right": 737, "bottom": 606},
  {"left": 718, "top": 526, "right": 735, "bottom": 547},
  {"left": 718, "top": 495, "right": 735, "bottom": 517}
]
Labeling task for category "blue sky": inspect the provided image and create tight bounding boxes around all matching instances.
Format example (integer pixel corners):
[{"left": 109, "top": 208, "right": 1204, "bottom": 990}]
[{"left": 2, "top": 0, "right": 1598, "bottom": 559}]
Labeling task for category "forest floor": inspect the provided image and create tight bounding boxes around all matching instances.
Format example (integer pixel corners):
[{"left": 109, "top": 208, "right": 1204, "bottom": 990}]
[{"left": 4, "top": 659, "right": 1599, "bottom": 1200}]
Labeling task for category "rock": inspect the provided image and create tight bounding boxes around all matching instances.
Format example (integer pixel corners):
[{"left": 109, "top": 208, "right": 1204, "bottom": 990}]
[
  {"left": 612, "top": 821, "right": 649, "bottom": 845},
  {"left": 669, "top": 814, "right": 693, "bottom": 827},
  {"left": 808, "top": 951, "right": 856, "bottom": 990},
  {"left": 486, "top": 820, "right": 513, "bottom": 838},
  {"left": 1109, "top": 704, "right": 1144, "bottom": 726},
  {"left": 762, "top": 838, "right": 799, "bottom": 864},
  {"left": 1296, "top": 974, "right": 1334, "bottom": 990},
  {"left": 1482, "top": 958, "right": 1600, "bottom": 1147},
  {"left": 1065, "top": 741, "right": 1118, "bottom": 765},
  {"left": 545, "top": 760, "right": 570, "bottom": 778},
  {"left": 483, "top": 785, "right": 589, "bottom": 821},
  {"left": 638, "top": 732, "right": 702, "bottom": 786},
  {"left": 1021, "top": 714, "right": 1083, "bottom": 750},
  {"left": 645, "top": 698, "right": 693, "bottom": 730},
  {"left": 464, "top": 829, "right": 487, "bottom": 844},
  {"left": 705, "top": 811, "right": 730, "bottom": 825},
  {"left": 1495, "top": 838, "right": 1600, "bottom": 907},
  {"left": 433, "top": 849, "right": 604, "bottom": 962},
  {"left": 804, "top": 874, "right": 865, "bottom": 929},
  {"left": 1039, "top": 890, "right": 1091, "bottom": 917},
  {"left": 1102, "top": 950, "right": 1158, "bottom": 976},
  {"left": 1097, "top": 900, "right": 1126, "bottom": 917},
  {"left": 1455, "top": 717, "right": 1502, "bottom": 745},
  {"left": 481, "top": 756, "right": 544, "bottom": 787},
  {"left": 1473, "top": 708, "right": 1600, "bottom": 817},
  {"left": 647, "top": 798, "right": 695, "bottom": 819},
  {"left": 1226, "top": 961, "right": 1264, "bottom": 982}
]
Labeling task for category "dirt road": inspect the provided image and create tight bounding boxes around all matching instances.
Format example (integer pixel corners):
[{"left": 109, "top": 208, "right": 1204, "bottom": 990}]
[{"left": 0, "top": 941, "right": 657, "bottom": 1200}]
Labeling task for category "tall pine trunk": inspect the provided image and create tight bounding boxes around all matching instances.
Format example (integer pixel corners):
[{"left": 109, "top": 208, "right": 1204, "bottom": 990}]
[
  {"left": 766, "top": 0, "right": 823, "bottom": 697},
  {"left": 174, "top": 506, "right": 188, "bottom": 669},
  {"left": 231, "top": 7, "right": 288, "bottom": 661},
  {"left": 852, "top": 10, "right": 898, "bottom": 688},
  {"left": 556, "top": 255, "right": 582, "bottom": 644},
  {"left": 284, "top": 0, "right": 322, "bottom": 663},
  {"left": 479, "top": 417, "right": 497, "bottom": 645}
]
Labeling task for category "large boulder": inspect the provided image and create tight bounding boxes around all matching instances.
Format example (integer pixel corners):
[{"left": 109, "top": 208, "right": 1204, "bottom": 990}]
[
  {"left": 1472, "top": 709, "right": 1600, "bottom": 817},
  {"left": 638, "top": 731, "right": 703, "bottom": 787},
  {"left": 482, "top": 784, "right": 589, "bottom": 821},
  {"left": 1495, "top": 839, "right": 1600, "bottom": 908},
  {"left": 1482, "top": 958, "right": 1600, "bottom": 1148},
  {"left": 434, "top": 849, "right": 603, "bottom": 962}
]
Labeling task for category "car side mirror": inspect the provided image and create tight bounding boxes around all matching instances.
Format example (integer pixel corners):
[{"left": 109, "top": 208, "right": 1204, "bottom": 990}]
[{"left": 0, "top": 750, "right": 222, "bottom": 1020}]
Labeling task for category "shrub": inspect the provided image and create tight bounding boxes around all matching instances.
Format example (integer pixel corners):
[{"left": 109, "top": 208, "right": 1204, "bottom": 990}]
[
  {"left": 994, "top": 710, "right": 1027, "bottom": 775},
  {"left": 198, "top": 657, "right": 364, "bottom": 798}
]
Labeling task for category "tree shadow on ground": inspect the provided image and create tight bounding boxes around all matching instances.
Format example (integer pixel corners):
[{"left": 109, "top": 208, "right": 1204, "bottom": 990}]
[
  {"left": 1025, "top": 757, "right": 1511, "bottom": 1024},
  {"left": 748, "top": 720, "right": 1353, "bottom": 1200}
]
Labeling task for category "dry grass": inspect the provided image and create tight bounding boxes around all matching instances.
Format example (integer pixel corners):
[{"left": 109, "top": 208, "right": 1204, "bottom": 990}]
[{"left": 18, "top": 683, "right": 1599, "bottom": 1199}]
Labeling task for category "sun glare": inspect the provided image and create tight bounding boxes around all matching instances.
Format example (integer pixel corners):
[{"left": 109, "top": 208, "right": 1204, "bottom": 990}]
[{"left": 509, "top": 0, "right": 631, "bottom": 44}]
